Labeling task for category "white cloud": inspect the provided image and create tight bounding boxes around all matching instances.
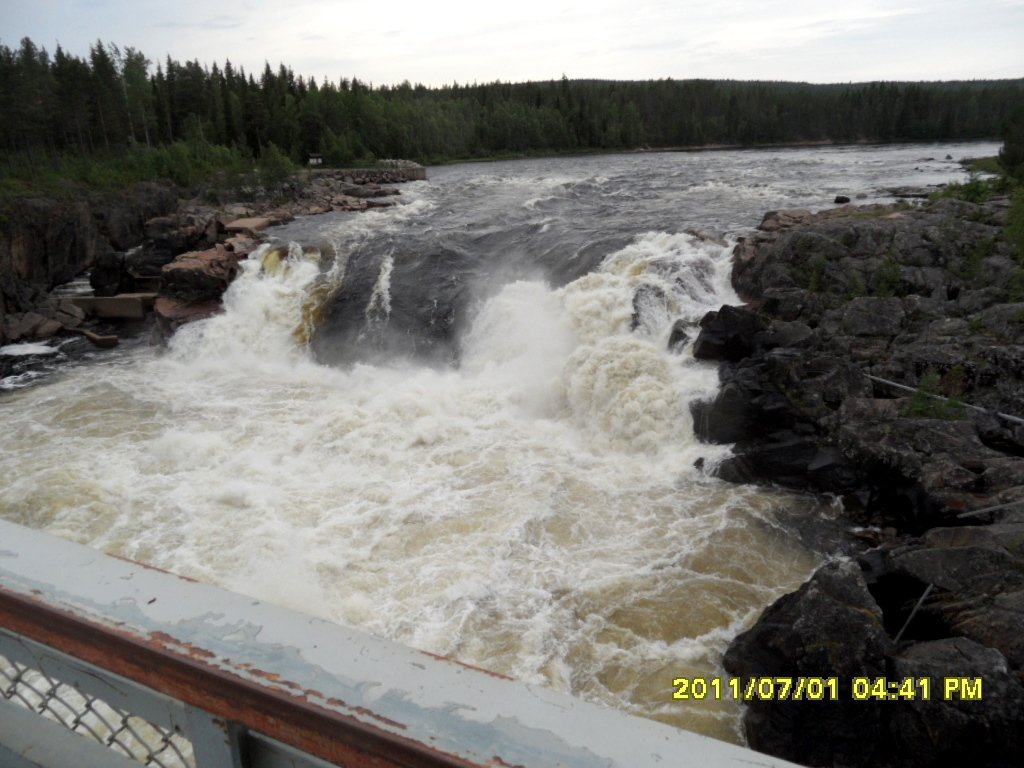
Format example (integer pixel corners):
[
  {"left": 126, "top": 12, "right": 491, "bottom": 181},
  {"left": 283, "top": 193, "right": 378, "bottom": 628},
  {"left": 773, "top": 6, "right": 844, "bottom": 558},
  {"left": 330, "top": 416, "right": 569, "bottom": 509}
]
[{"left": 0, "top": 0, "right": 1020, "bottom": 84}]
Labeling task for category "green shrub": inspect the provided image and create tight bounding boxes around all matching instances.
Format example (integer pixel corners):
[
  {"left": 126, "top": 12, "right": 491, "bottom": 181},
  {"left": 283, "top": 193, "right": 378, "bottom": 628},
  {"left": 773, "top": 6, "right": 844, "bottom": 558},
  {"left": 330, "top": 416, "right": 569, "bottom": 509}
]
[
  {"left": 956, "top": 236, "right": 994, "bottom": 284},
  {"left": 903, "top": 370, "right": 966, "bottom": 419},
  {"left": 807, "top": 254, "right": 827, "bottom": 293},
  {"left": 258, "top": 142, "right": 294, "bottom": 191},
  {"left": 1000, "top": 106, "right": 1024, "bottom": 181},
  {"left": 844, "top": 272, "right": 867, "bottom": 300},
  {"left": 933, "top": 176, "right": 992, "bottom": 204},
  {"left": 1007, "top": 188, "right": 1024, "bottom": 264},
  {"left": 1007, "top": 269, "right": 1024, "bottom": 302},
  {"left": 963, "top": 156, "right": 1002, "bottom": 175},
  {"left": 872, "top": 252, "right": 901, "bottom": 296}
]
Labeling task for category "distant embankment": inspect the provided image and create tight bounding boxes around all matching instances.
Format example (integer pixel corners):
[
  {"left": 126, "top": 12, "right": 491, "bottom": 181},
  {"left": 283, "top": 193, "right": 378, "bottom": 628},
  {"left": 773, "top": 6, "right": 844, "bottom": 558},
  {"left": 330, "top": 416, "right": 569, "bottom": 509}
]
[{"left": 328, "top": 166, "right": 427, "bottom": 183}]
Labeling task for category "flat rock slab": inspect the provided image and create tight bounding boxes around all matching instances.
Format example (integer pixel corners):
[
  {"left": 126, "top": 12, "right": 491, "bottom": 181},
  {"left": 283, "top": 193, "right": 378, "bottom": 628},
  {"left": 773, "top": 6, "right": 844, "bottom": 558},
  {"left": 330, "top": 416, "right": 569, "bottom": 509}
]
[
  {"left": 69, "top": 295, "right": 151, "bottom": 320},
  {"left": 225, "top": 217, "right": 272, "bottom": 233},
  {"left": 224, "top": 236, "right": 260, "bottom": 258}
]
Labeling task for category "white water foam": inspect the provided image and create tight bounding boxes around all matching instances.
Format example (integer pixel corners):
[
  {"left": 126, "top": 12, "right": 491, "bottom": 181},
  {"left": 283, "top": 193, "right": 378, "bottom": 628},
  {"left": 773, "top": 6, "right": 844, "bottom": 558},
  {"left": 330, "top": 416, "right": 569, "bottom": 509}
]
[
  {"left": 0, "top": 342, "right": 60, "bottom": 356},
  {"left": 0, "top": 221, "right": 822, "bottom": 744}
]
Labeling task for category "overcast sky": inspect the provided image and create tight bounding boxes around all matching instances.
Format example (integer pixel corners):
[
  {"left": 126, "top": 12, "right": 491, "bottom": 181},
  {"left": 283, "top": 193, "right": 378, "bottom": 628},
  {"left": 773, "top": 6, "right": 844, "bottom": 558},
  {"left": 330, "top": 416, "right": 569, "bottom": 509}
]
[{"left": 2, "top": 0, "right": 1022, "bottom": 86}]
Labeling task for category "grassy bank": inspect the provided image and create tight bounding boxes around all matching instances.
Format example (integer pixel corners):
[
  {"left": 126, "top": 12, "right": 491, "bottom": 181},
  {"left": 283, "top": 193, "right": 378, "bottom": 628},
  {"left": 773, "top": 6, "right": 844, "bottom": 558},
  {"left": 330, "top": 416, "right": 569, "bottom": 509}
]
[{"left": 0, "top": 141, "right": 297, "bottom": 203}]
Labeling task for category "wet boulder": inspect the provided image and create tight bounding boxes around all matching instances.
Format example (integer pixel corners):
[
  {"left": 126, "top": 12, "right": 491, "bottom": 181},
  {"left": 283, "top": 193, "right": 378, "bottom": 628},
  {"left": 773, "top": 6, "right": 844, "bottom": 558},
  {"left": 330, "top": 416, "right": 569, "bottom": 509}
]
[
  {"left": 631, "top": 284, "right": 668, "bottom": 335},
  {"left": 4, "top": 311, "right": 62, "bottom": 341},
  {"left": 717, "top": 438, "right": 860, "bottom": 493},
  {"left": 667, "top": 319, "right": 691, "bottom": 352},
  {"left": 723, "top": 559, "right": 893, "bottom": 767},
  {"left": 692, "top": 305, "right": 765, "bottom": 361},
  {"left": 159, "top": 246, "right": 240, "bottom": 304},
  {"left": 752, "top": 320, "right": 816, "bottom": 351},
  {"left": 888, "top": 638, "right": 1024, "bottom": 767},
  {"left": 312, "top": 245, "right": 474, "bottom": 367},
  {"left": 90, "top": 251, "right": 128, "bottom": 296},
  {"left": 38, "top": 298, "right": 86, "bottom": 329}
]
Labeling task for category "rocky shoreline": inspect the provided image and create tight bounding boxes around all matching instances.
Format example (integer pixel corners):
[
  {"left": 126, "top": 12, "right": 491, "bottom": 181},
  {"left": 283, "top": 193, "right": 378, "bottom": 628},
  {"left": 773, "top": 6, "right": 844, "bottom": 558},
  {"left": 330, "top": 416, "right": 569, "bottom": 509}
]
[
  {"left": 0, "top": 166, "right": 423, "bottom": 367},
  {"left": 690, "top": 198, "right": 1024, "bottom": 766}
]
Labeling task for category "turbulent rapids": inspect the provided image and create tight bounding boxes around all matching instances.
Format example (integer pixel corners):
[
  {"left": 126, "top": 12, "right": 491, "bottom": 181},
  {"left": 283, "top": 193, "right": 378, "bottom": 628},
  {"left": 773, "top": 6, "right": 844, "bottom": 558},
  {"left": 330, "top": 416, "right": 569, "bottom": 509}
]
[{"left": 0, "top": 143, "right": 998, "bottom": 743}]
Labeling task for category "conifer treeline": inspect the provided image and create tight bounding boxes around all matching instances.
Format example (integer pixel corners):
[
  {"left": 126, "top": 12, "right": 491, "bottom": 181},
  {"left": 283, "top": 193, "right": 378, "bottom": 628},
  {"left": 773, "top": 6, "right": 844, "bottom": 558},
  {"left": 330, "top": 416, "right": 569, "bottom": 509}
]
[{"left": 3, "top": 36, "right": 1023, "bottom": 166}]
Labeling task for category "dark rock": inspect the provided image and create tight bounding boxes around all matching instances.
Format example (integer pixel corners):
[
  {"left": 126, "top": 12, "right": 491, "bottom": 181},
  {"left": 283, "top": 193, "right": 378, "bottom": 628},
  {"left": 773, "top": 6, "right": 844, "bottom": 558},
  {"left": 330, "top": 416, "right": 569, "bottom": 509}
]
[
  {"left": 759, "top": 209, "right": 814, "bottom": 232},
  {"left": 0, "top": 182, "right": 176, "bottom": 332},
  {"left": 753, "top": 320, "right": 816, "bottom": 350},
  {"left": 834, "top": 195, "right": 851, "bottom": 204},
  {"left": 717, "top": 436, "right": 819, "bottom": 487},
  {"left": 836, "top": 398, "right": 1022, "bottom": 526},
  {"left": 683, "top": 227, "right": 727, "bottom": 246},
  {"left": 143, "top": 211, "right": 219, "bottom": 263},
  {"left": 631, "top": 284, "right": 668, "bottom": 334},
  {"left": 38, "top": 299, "right": 86, "bottom": 329},
  {"left": 692, "top": 305, "right": 765, "bottom": 361},
  {"left": 667, "top": 319, "right": 690, "bottom": 352},
  {"left": 888, "top": 638, "right": 1024, "bottom": 767},
  {"left": 343, "top": 184, "right": 400, "bottom": 199},
  {"left": 311, "top": 246, "right": 472, "bottom": 367},
  {"left": 0, "top": 197, "right": 103, "bottom": 293},
  {"left": 842, "top": 296, "right": 905, "bottom": 337},
  {"left": 759, "top": 288, "right": 832, "bottom": 325},
  {"left": 976, "top": 302, "right": 1024, "bottom": 345},
  {"left": 712, "top": 197, "right": 1024, "bottom": 767},
  {"left": 94, "top": 182, "right": 177, "bottom": 251},
  {"left": 891, "top": 544, "right": 1022, "bottom": 593},
  {"left": 724, "top": 559, "right": 893, "bottom": 767},
  {"left": 90, "top": 251, "right": 128, "bottom": 297},
  {"left": 691, "top": 359, "right": 788, "bottom": 444},
  {"left": 6, "top": 312, "right": 51, "bottom": 341},
  {"left": 975, "top": 413, "right": 1024, "bottom": 457},
  {"left": 887, "top": 186, "right": 934, "bottom": 199},
  {"left": 124, "top": 246, "right": 180, "bottom": 280}
]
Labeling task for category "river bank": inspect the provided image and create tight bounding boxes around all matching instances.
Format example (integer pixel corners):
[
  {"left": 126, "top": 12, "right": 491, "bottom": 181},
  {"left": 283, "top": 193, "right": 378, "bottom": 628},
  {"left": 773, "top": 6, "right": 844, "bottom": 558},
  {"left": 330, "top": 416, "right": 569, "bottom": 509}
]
[
  {"left": 691, "top": 196, "right": 1024, "bottom": 766},
  {"left": 0, "top": 166, "right": 423, "bottom": 370}
]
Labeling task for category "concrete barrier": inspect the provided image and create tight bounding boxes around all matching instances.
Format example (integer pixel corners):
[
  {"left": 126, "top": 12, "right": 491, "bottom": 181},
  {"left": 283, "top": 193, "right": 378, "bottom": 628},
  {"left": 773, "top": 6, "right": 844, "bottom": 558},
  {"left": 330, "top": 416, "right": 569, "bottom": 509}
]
[{"left": 69, "top": 294, "right": 157, "bottom": 320}]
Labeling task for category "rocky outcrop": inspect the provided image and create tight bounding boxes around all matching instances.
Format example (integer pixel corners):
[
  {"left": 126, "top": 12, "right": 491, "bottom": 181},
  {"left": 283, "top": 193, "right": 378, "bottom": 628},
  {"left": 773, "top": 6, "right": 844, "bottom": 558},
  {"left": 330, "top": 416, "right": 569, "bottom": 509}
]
[
  {"left": 0, "top": 184, "right": 176, "bottom": 304},
  {"left": 159, "top": 246, "right": 240, "bottom": 304},
  {"left": 697, "top": 199, "right": 1024, "bottom": 524},
  {"left": 0, "top": 182, "right": 176, "bottom": 348},
  {"left": 151, "top": 245, "right": 241, "bottom": 341},
  {"left": 0, "top": 166, "right": 420, "bottom": 354},
  {"left": 701, "top": 197, "right": 1024, "bottom": 767},
  {"left": 724, "top": 560, "right": 893, "bottom": 766}
]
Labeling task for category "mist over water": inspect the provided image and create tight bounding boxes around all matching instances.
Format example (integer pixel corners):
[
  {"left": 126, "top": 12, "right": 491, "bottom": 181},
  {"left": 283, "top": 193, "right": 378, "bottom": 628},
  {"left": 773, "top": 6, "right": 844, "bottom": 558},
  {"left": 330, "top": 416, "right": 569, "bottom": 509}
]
[{"left": 0, "top": 142, "right": 998, "bottom": 742}]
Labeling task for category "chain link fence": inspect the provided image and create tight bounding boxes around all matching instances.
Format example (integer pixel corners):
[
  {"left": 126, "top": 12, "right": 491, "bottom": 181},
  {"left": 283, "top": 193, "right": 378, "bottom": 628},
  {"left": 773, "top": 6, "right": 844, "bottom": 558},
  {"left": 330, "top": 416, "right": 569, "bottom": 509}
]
[{"left": 0, "top": 651, "right": 194, "bottom": 767}]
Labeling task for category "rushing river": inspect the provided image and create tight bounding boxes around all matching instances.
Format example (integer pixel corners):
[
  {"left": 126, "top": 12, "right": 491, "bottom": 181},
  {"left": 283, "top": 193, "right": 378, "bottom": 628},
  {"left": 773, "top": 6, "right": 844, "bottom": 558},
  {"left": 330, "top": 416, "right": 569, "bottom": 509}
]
[{"left": 0, "top": 142, "right": 999, "bottom": 743}]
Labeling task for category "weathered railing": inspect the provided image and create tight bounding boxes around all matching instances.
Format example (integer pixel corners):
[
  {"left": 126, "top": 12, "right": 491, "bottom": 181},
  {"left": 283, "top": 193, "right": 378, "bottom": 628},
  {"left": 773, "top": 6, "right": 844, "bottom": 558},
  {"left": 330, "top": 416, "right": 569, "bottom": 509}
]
[{"left": 0, "top": 519, "right": 797, "bottom": 768}]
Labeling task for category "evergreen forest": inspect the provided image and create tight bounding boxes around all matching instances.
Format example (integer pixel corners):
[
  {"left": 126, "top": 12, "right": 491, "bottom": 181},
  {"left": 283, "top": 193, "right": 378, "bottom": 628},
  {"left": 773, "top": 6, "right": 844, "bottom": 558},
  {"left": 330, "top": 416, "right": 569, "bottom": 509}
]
[{"left": 2, "top": 36, "right": 1023, "bottom": 190}]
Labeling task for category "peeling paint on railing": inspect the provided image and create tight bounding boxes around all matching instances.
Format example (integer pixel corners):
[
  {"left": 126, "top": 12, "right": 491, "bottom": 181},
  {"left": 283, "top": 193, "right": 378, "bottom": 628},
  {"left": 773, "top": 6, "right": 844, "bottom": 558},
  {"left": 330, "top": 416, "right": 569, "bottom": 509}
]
[{"left": 0, "top": 519, "right": 798, "bottom": 768}]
